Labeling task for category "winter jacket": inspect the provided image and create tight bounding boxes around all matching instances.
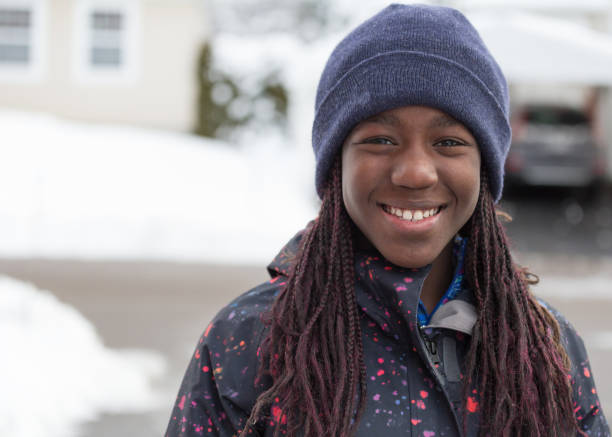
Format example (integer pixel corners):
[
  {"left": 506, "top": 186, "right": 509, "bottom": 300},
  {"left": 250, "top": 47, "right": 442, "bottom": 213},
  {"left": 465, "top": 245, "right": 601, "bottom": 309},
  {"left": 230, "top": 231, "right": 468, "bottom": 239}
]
[{"left": 166, "top": 231, "right": 609, "bottom": 437}]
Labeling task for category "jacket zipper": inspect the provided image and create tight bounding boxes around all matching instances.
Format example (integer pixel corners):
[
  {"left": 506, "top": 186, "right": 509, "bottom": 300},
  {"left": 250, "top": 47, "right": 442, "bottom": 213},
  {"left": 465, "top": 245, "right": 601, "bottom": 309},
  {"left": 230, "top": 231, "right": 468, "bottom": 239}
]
[
  {"left": 419, "top": 326, "right": 445, "bottom": 384},
  {"left": 424, "top": 333, "right": 441, "bottom": 368},
  {"left": 418, "top": 326, "right": 464, "bottom": 437}
]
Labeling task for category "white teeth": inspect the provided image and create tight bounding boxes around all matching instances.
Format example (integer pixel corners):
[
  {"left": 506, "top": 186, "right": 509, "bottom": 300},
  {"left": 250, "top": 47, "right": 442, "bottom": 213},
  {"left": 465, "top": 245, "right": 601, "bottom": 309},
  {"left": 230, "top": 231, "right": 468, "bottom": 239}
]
[{"left": 384, "top": 205, "right": 441, "bottom": 222}]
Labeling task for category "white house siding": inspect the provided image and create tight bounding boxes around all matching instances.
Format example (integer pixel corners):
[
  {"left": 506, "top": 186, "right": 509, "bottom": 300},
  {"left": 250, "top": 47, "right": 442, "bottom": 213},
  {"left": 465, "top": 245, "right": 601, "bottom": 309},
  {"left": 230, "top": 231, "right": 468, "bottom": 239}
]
[{"left": 0, "top": 0, "right": 208, "bottom": 132}]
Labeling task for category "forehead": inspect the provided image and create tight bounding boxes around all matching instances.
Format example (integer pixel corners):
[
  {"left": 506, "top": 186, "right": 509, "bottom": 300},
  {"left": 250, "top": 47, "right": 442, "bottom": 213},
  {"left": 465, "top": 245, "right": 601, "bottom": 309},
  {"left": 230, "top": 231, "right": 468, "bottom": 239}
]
[{"left": 357, "top": 106, "right": 465, "bottom": 130}]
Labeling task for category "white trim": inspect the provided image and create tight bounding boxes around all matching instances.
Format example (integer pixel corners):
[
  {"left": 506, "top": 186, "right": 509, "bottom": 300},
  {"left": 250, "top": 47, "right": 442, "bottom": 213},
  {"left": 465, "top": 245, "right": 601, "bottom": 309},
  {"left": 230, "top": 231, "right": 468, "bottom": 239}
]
[
  {"left": 72, "top": 0, "right": 141, "bottom": 85},
  {"left": 0, "top": 0, "right": 46, "bottom": 83}
]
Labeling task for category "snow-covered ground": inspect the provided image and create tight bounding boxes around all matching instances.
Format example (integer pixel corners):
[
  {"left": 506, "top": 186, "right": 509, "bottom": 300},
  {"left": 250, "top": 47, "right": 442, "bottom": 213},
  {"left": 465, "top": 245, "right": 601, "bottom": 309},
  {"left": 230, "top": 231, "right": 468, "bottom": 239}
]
[
  {"left": 0, "top": 275, "right": 165, "bottom": 437},
  {"left": 0, "top": 110, "right": 317, "bottom": 264}
]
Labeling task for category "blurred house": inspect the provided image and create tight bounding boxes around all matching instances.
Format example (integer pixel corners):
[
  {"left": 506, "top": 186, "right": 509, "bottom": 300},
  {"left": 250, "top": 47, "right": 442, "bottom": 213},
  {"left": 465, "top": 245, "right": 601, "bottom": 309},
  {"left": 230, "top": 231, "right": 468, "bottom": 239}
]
[
  {"left": 455, "top": 0, "right": 612, "bottom": 183},
  {"left": 0, "top": 0, "right": 208, "bottom": 132}
]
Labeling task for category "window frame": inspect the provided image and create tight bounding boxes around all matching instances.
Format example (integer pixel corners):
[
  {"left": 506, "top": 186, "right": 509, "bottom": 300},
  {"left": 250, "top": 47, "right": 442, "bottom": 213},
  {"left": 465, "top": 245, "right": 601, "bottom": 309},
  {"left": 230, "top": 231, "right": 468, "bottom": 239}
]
[
  {"left": 0, "top": 0, "right": 46, "bottom": 82},
  {"left": 73, "top": 0, "right": 140, "bottom": 85}
]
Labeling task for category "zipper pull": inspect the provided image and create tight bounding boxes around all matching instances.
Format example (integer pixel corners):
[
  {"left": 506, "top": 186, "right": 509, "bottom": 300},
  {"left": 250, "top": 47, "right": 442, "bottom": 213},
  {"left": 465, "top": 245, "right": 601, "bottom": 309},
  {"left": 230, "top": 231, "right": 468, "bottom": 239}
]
[
  {"left": 419, "top": 326, "right": 446, "bottom": 390},
  {"left": 421, "top": 327, "right": 441, "bottom": 367}
]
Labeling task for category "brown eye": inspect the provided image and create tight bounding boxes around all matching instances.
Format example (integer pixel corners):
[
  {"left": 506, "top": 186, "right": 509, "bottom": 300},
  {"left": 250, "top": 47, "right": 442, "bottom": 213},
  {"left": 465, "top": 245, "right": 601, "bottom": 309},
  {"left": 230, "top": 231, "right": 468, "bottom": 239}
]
[
  {"left": 362, "top": 137, "right": 395, "bottom": 145},
  {"left": 434, "top": 138, "right": 464, "bottom": 147}
]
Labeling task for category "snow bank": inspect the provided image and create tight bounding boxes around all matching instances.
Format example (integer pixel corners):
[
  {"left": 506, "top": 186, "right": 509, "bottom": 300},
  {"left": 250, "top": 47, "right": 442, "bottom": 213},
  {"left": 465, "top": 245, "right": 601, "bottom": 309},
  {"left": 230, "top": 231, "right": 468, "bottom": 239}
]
[
  {"left": 0, "top": 110, "right": 317, "bottom": 264},
  {"left": 0, "top": 275, "right": 165, "bottom": 437}
]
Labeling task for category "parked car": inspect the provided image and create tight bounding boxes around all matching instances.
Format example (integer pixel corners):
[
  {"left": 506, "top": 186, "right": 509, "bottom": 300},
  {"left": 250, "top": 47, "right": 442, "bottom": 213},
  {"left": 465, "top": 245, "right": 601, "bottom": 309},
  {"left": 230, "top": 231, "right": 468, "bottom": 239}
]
[{"left": 505, "top": 105, "right": 606, "bottom": 191}]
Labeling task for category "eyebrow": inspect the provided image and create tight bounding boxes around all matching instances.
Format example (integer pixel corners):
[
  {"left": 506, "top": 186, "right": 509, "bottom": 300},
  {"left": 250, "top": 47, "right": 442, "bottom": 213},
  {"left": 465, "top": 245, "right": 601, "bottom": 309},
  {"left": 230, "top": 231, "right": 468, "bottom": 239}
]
[
  {"left": 428, "top": 114, "right": 462, "bottom": 129},
  {"left": 361, "top": 113, "right": 400, "bottom": 127}
]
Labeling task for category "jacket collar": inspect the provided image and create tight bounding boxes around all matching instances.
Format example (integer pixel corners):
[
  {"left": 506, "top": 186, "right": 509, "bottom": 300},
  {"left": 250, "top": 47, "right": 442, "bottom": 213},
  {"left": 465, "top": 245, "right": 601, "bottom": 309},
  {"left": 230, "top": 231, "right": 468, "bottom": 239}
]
[
  {"left": 353, "top": 248, "right": 477, "bottom": 338},
  {"left": 352, "top": 251, "right": 429, "bottom": 340},
  {"left": 266, "top": 228, "right": 477, "bottom": 338},
  {"left": 266, "top": 228, "right": 306, "bottom": 278},
  {"left": 426, "top": 299, "right": 477, "bottom": 335}
]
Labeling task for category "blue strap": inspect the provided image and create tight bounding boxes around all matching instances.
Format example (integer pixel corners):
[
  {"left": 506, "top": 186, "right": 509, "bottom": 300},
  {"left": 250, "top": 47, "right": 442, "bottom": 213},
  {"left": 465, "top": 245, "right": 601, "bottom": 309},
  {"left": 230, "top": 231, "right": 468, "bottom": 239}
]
[{"left": 417, "top": 235, "right": 467, "bottom": 327}]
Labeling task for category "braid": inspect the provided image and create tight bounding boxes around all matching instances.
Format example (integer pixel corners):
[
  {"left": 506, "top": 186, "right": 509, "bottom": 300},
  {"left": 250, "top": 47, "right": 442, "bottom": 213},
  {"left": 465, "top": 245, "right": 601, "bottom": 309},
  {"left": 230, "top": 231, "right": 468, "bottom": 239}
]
[
  {"left": 463, "top": 172, "right": 579, "bottom": 436},
  {"left": 242, "top": 159, "right": 366, "bottom": 437}
]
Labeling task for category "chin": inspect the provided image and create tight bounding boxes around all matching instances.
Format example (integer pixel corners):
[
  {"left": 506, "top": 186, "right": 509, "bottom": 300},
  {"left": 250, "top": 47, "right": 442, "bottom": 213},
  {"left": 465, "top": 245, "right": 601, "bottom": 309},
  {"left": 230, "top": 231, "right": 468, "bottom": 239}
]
[
  {"left": 379, "top": 248, "right": 436, "bottom": 270},
  {"left": 372, "top": 237, "right": 452, "bottom": 270}
]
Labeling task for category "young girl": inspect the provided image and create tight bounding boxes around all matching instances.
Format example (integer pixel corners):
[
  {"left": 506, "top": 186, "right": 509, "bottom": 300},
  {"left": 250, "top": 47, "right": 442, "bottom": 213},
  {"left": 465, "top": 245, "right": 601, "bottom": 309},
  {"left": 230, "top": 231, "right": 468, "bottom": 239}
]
[{"left": 166, "top": 5, "right": 609, "bottom": 437}]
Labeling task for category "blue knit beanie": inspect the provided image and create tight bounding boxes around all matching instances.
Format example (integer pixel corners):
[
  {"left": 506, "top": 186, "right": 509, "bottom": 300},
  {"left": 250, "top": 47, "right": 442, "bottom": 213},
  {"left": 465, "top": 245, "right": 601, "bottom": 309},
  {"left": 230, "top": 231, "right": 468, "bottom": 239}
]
[{"left": 312, "top": 4, "right": 511, "bottom": 202}]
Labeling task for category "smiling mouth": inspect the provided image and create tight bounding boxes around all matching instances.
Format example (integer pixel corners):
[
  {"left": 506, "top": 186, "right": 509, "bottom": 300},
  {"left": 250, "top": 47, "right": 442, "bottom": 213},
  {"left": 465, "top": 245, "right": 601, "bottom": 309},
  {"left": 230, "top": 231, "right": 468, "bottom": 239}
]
[{"left": 381, "top": 204, "right": 444, "bottom": 222}]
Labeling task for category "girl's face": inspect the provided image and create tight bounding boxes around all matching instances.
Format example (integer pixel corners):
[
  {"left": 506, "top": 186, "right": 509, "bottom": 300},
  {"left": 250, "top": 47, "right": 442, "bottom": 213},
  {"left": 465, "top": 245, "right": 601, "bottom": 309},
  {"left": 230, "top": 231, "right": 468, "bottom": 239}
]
[{"left": 341, "top": 106, "right": 481, "bottom": 268}]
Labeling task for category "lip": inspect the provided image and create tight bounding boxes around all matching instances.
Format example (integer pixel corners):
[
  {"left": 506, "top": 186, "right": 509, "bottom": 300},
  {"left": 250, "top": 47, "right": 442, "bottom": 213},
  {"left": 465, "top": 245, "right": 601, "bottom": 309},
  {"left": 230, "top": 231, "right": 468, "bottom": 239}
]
[
  {"left": 378, "top": 203, "right": 444, "bottom": 232},
  {"left": 378, "top": 201, "right": 446, "bottom": 210}
]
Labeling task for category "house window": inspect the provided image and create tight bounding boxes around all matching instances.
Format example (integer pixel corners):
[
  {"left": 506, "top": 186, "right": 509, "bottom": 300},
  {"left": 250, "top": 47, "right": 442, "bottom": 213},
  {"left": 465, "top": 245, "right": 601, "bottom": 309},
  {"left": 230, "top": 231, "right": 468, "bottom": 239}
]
[
  {"left": 90, "top": 10, "right": 122, "bottom": 68},
  {"left": 0, "top": 8, "right": 32, "bottom": 64},
  {"left": 74, "top": 0, "right": 140, "bottom": 83},
  {"left": 0, "top": 0, "right": 45, "bottom": 81}
]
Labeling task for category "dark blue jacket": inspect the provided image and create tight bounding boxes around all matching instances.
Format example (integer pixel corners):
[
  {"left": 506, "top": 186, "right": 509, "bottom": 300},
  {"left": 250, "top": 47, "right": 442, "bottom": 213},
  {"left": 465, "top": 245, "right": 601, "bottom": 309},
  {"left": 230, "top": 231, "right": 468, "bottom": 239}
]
[{"left": 166, "top": 232, "right": 609, "bottom": 436}]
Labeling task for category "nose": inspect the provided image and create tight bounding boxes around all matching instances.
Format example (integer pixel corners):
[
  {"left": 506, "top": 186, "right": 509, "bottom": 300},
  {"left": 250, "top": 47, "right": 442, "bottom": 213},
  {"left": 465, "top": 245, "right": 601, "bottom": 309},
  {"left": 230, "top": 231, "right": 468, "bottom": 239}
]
[{"left": 390, "top": 144, "right": 438, "bottom": 189}]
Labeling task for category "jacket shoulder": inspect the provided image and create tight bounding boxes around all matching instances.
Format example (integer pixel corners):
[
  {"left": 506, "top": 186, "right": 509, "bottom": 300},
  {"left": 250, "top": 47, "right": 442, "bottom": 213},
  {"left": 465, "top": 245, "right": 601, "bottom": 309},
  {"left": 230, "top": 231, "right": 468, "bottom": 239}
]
[
  {"left": 203, "top": 278, "right": 282, "bottom": 356},
  {"left": 166, "top": 278, "right": 283, "bottom": 436},
  {"left": 537, "top": 298, "right": 610, "bottom": 435},
  {"left": 536, "top": 298, "right": 588, "bottom": 370}
]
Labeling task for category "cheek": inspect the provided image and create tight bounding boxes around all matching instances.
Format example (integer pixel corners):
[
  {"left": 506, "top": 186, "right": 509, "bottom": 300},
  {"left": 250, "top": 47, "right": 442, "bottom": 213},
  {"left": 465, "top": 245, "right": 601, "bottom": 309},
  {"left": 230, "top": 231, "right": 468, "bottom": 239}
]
[
  {"left": 341, "top": 148, "right": 366, "bottom": 207},
  {"left": 462, "top": 158, "right": 481, "bottom": 218},
  {"left": 468, "top": 174, "right": 480, "bottom": 213},
  {"left": 340, "top": 149, "right": 352, "bottom": 209},
  {"left": 445, "top": 152, "right": 481, "bottom": 219},
  {"left": 341, "top": 152, "right": 360, "bottom": 225}
]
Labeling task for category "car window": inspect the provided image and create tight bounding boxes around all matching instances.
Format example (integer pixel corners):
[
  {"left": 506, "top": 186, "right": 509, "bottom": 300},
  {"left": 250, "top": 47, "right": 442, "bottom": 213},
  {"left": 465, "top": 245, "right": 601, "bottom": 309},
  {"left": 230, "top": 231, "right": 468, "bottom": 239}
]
[{"left": 525, "top": 107, "right": 589, "bottom": 126}]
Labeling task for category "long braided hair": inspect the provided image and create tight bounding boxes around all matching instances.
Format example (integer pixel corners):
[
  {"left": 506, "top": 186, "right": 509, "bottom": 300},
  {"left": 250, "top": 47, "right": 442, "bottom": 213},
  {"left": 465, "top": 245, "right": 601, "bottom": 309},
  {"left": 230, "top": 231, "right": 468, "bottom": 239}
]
[
  {"left": 463, "top": 171, "right": 578, "bottom": 436},
  {"left": 242, "top": 159, "right": 579, "bottom": 437}
]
